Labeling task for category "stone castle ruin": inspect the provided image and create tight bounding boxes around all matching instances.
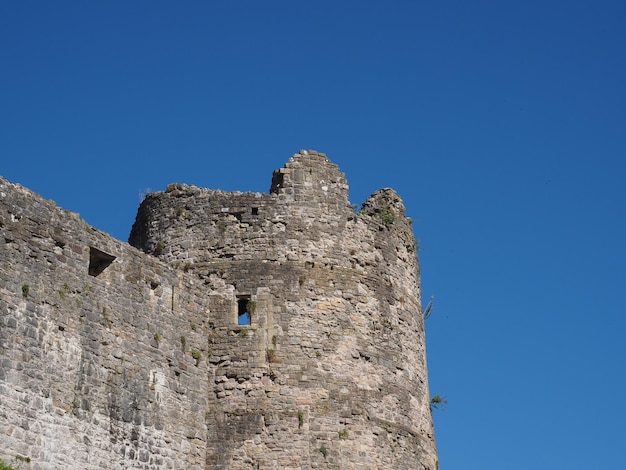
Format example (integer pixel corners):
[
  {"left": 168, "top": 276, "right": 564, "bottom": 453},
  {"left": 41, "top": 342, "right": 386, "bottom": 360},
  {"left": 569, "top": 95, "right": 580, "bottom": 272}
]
[{"left": 0, "top": 150, "right": 438, "bottom": 469}]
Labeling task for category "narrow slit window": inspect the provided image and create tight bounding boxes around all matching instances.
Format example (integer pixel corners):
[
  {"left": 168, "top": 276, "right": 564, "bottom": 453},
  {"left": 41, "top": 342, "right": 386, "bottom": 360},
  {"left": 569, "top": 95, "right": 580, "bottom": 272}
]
[
  {"left": 237, "top": 297, "right": 251, "bottom": 325},
  {"left": 89, "top": 247, "right": 116, "bottom": 277}
]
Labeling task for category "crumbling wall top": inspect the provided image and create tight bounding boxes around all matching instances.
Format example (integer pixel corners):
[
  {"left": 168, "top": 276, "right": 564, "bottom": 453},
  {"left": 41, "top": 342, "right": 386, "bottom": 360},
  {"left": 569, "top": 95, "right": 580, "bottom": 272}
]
[{"left": 269, "top": 149, "right": 349, "bottom": 210}]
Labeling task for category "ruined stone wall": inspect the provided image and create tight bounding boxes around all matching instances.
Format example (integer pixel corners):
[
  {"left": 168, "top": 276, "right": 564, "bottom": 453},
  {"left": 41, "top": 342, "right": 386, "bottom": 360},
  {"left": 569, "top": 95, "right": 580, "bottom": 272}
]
[
  {"left": 0, "top": 177, "right": 216, "bottom": 469},
  {"left": 0, "top": 150, "right": 437, "bottom": 469}
]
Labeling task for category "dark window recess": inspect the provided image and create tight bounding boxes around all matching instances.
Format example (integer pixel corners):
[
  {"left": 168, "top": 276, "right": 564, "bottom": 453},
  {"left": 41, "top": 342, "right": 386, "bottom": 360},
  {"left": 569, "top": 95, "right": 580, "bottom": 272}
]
[
  {"left": 237, "top": 297, "right": 251, "bottom": 325},
  {"left": 270, "top": 170, "right": 285, "bottom": 194},
  {"left": 88, "top": 247, "right": 116, "bottom": 277},
  {"left": 251, "top": 207, "right": 259, "bottom": 216}
]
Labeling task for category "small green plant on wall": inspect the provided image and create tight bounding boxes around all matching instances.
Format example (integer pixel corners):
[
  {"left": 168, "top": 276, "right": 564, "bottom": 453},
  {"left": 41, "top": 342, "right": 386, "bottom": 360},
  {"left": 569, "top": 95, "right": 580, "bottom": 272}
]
[
  {"left": 379, "top": 209, "right": 395, "bottom": 228},
  {"left": 318, "top": 446, "right": 328, "bottom": 458},
  {"left": 267, "top": 349, "right": 277, "bottom": 363},
  {"left": 0, "top": 455, "right": 30, "bottom": 470},
  {"left": 154, "top": 241, "right": 165, "bottom": 256},
  {"left": 338, "top": 428, "right": 348, "bottom": 439},
  {"left": 14, "top": 456, "right": 30, "bottom": 466},
  {"left": 430, "top": 395, "right": 448, "bottom": 410},
  {"left": 21, "top": 283, "right": 30, "bottom": 298},
  {"left": 191, "top": 349, "right": 202, "bottom": 366},
  {"left": 0, "top": 459, "right": 18, "bottom": 470},
  {"left": 58, "top": 282, "right": 71, "bottom": 299}
]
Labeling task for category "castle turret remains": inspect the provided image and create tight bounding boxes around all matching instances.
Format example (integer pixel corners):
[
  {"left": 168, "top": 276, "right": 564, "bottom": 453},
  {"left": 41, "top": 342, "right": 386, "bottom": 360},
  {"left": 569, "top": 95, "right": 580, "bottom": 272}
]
[{"left": 0, "top": 150, "right": 437, "bottom": 469}]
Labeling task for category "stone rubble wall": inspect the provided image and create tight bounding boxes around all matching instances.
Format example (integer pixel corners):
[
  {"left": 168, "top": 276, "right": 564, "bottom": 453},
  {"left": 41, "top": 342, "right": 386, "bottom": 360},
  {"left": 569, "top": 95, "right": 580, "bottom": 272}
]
[
  {"left": 0, "top": 177, "right": 215, "bottom": 469},
  {"left": 0, "top": 150, "right": 437, "bottom": 469}
]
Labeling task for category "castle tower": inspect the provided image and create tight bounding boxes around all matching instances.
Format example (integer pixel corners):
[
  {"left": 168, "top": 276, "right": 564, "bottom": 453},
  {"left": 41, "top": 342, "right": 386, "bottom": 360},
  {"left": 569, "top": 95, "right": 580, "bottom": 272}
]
[{"left": 129, "top": 150, "right": 438, "bottom": 469}]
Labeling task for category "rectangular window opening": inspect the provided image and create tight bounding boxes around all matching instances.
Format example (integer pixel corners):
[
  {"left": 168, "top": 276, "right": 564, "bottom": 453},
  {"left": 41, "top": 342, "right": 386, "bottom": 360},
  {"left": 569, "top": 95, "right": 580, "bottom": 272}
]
[
  {"left": 237, "top": 296, "right": 251, "bottom": 325},
  {"left": 89, "top": 247, "right": 116, "bottom": 277}
]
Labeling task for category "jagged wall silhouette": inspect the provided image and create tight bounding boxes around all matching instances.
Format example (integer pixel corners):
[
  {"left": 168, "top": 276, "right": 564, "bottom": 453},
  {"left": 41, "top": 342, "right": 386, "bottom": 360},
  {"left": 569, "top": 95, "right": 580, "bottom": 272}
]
[{"left": 0, "top": 150, "right": 437, "bottom": 469}]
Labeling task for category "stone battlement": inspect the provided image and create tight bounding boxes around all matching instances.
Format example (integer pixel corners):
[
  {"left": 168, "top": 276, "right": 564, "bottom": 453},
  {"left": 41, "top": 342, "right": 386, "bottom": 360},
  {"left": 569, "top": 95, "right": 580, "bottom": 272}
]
[{"left": 0, "top": 150, "right": 437, "bottom": 469}]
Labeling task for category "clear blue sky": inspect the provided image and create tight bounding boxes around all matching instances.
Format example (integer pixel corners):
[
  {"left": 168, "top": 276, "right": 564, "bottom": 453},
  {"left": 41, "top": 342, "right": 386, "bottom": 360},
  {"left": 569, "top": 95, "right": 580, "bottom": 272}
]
[{"left": 2, "top": 2, "right": 625, "bottom": 468}]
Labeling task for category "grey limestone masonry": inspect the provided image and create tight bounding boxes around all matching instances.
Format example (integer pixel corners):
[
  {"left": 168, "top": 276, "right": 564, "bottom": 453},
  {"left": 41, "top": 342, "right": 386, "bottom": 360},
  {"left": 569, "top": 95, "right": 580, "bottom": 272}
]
[{"left": 0, "top": 150, "right": 438, "bottom": 469}]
